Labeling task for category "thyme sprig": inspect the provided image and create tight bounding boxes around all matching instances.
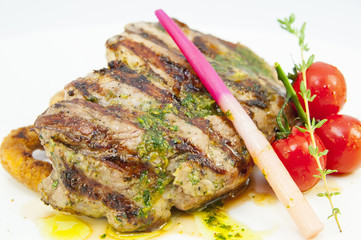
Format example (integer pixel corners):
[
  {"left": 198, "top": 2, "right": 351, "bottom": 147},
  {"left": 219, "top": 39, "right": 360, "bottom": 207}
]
[
  {"left": 274, "top": 95, "right": 292, "bottom": 140},
  {"left": 277, "top": 13, "right": 342, "bottom": 232}
]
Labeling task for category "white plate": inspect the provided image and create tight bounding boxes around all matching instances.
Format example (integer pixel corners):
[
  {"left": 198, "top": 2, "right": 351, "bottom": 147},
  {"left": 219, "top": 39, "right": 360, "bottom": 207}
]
[{"left": 1, "top": 1, "right": 361, "bottom": 239}]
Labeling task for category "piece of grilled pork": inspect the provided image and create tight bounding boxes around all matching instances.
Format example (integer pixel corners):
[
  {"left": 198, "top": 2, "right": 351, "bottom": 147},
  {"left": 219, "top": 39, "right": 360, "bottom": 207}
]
[{"left": 34, "top": 20, "right": 293, "bottom": 232}]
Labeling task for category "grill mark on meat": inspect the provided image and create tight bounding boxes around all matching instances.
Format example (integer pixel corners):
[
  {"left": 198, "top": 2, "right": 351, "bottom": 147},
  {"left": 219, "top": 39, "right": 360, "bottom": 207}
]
[
  {"left": 110, "top": 65, "right": 177, "bottom": 104},
  {"left": 108, "top": 30, "right": 273, "bottom": 114},
  {"left": 126, "top": 107, "right": 228, "bottom": 175},
  {"left": 66, "top": 66, "right": 245, "bottom": 176},
  {"left": 100, "top": 154, "right": 157, "bottom": 179},
  {"left": 243, "top": 99, "right": 268, "bottom": 109},
  {"left": 159, "top": 55, "right": 203, "bottom": 95},
  {"left": 36, "top": 98, "right": 229, "bottom": 179},
  {"left": 192, "top": 36, "right": 217, "bottom": 58},
  {"left": 35, "top": 100, "right": 157, "bottom": 177},
  {"left": 61, "top": 165, "right": 102, "bottom": 200},
  {"left": 71, "top": 79, "right": 102, "bottom": 100},
  {"left": 189, "top": 117, "right": 250, "bottom": 175},
  {"left": 169, "top": 139, "right": 225, "bottom": 175},
  {"left": 109, "top": 22, "right": 285, "bottom": 124},
  {"left": 50, "top": 127, "right": 128, "bottom": 154},
  {"left": 84, "top": 62, "right": 205, "bottom": 127},
  {"left": 36, "top": 113, "right": 102, "bottom": 136},
  {"left": 41, "top": 123, "right": 141, "bottom": 169},
  {"left": 116, "top": 32, "right": 273, "bottom": 113},
  {"left": 221, "top": 78, "right": 270, "bottom": 110},
  {"left": 103, "top": 192, "right": 140, "bottom": 219},
  {"left": 37, "top": 104, "right": 132, "bottom": 137},
  {"left": 68, "top": 78, "right": 100, "bottom": 100},
  {"left": 119, "top": 26, "right": 274, "bottom": 111},
  {"left": 111, "top": 37, "right": 201, "bottom": 95},
  {"left": 109, "top": 37, "right": 185, "bottom": 91},
  {"left": 107, "top": 61, "right": 183, "bottom": 105},
  {"left": 121, "top": 24, "right": 276, "bottom": 112},
  {"left": 124, "top": 25, "right": 186, "bottom": 59},
  {"left": 67, "top": 98, "right": 138, "bottom": 122},
  {"left": 87, "top": 61, "right": 177, "bottom": 105},
  {"left": 190, "top": 118, "right": 225, "bottom": 144},
  {"left": 40, "top": 100, "right": 210, "bottom": 175},
  {"left": 36, "top": 111, "right": 123, "bottom": 154},
  {"left": 125, "top": 27, "right": 170, "bottom": 50},
  {"left": 185, "top": 153, "right": 225, "bottom": 174},
  {"left": 240, "top": 81, "right": 269, "bottom": 101},
  {"left": 71, "top": 63, "right": 177, "bottom": 110},
  {"left": 61, "top": 164, "right": 140, "bottom": 218},
  {"left": 106, "top": 35, "right": 123, "bottom": 51},
  {"left": 115, "top": 38, "right": 166, "bottom": 72},
  {"left": 106, "top": 43, "right": 269, "bottom": 133}
]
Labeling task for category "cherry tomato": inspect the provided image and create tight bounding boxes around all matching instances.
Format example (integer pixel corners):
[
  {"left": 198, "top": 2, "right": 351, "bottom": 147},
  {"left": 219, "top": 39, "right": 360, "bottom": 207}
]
[
  {"left": 315, "top": 114, "right": 361, "bottom": 174},
  {"left": 293, "top": 62, "right": 346, "bottom": 119},
  {"left": 271, "top": 127, "right": 326, "bottom": 192}
]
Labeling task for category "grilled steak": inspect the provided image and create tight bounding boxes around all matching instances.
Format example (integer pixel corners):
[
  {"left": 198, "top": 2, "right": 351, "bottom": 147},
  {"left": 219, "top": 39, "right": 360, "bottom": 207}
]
[{"left": 34, "top": 20, "right": 293, "bottom": 232}]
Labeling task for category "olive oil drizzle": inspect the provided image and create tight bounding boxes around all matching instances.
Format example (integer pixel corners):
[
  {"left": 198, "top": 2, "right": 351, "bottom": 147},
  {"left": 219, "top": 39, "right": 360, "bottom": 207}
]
[
  {"left": 192, "top": 203, "right": 265, "bottom": 240},
  {"left": 37, "top": 213, "right": 91, "bottom": 240}
]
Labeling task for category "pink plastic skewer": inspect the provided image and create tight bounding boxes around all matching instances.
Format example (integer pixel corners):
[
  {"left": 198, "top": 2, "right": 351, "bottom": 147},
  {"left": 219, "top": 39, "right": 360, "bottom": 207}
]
[{"left": 155, "top": 10, "right": 229, "bottom": 104}]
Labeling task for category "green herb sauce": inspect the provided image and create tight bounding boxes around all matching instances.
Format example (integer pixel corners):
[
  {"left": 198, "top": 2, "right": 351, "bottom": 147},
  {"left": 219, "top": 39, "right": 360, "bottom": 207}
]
[
  {"left": 193, "top": 204, "right": 264, "bottom": 240},
  {"left": 188, "top": 169, "right": 200, "bottom": 186},
  {"left": 52, "top": 180, "right": 58, "bottom": 188},
  {"left": 85, "top": 95, "right": 99, "bottom": 103},
  {"left": 211, "top": 45, "right": 274, "bottom": 81},
  {"left": 180, "top": 92, "right": 221, "bottom": 118},
  {"left": 137, "top": 104, "right": 178, "bottom": 169}
]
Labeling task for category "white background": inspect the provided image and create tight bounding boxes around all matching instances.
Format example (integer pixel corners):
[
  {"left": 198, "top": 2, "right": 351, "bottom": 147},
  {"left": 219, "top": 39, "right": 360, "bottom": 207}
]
[{"left": 0, "top": 0, "right": 360, "bottom": 239}]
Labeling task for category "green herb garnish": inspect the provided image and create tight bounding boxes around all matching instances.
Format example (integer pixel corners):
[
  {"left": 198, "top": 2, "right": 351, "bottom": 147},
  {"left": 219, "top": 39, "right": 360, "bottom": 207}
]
[
  {"left": 52, "top": 180, "right": 58, "bottom": 188},
  {"left": 276, "top": 13, "right": 342, "bottom": 232}
]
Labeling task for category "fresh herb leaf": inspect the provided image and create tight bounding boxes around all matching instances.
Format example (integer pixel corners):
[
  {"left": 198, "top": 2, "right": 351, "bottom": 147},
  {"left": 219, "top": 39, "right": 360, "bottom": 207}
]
[
  {"left": 143, "top": 190, "right": 151, "bottom": 207},
  {"left": 315, "top": 119, "right": 327, "bottom": 129},
  {"left": 295, "top": 126, "right": 307, "bottom": 133},
  {"left": 52, "top": 180, "right": 58, "bottom": 188}
]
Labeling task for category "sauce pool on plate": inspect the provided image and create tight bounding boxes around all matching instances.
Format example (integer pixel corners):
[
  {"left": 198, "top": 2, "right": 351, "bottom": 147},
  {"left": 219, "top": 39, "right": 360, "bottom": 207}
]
[{"left": 23, "top": 169, "right": 280, "bottom": 240}]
